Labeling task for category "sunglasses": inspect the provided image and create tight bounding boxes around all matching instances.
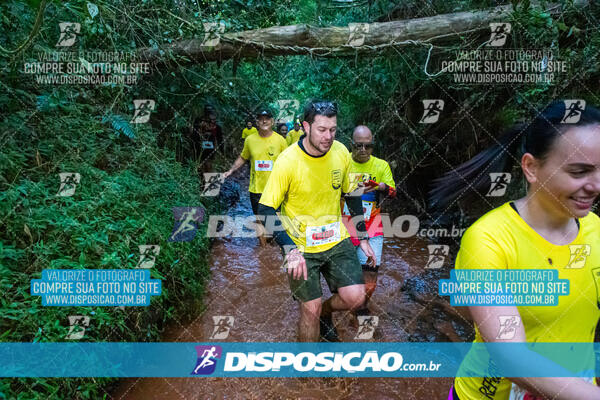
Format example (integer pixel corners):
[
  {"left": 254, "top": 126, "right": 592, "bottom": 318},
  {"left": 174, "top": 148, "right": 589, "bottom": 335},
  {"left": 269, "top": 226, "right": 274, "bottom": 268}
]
[
  {"left": 352, "top": 142, "right": 374, "bottom": 150},
  {"left": 311, "top": 102, "right": 338, "bottom": 114}
]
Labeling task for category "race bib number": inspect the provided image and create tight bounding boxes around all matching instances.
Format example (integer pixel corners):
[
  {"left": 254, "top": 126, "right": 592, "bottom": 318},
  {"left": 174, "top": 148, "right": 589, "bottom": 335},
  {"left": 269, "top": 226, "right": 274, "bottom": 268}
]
[
  {"left": 306, "top": 222, "right": 341, "bottom": 247},
  {"left": 202, "top": 141, "right": 214, "bottom": 149},
  {"left": 255, "top": 160, "right": 273, "bottom": 171},
  {"left": 342, "top": 201, "right": 375, "bottom": 220}
]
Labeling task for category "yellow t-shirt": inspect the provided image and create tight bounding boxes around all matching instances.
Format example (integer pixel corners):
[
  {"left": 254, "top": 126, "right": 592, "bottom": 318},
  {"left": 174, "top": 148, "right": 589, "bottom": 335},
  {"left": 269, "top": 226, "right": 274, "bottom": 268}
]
[
  {"left": 259, "top": 140, "right": 359, "bottom": 253},
  {"left": 341, "top": 155, "right": 396, "bottom": 236},
  {"left": 242, "top": 127, "right": 258, "bottom": 139},
  {"left": 240, "top": 131, "right": 287, "bottom": 193},
  {"left": 286, "top": 129, "right": 303, "bottom": 146},
  {"left": 454, "top": 202, "right": 600, "bottom": 400}
]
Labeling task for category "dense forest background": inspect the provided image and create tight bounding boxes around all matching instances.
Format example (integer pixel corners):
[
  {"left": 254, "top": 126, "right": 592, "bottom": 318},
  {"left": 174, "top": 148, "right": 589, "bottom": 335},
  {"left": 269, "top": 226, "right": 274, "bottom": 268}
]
[{"left": 1, "top": 0, "right": 600, "bottom": 398}]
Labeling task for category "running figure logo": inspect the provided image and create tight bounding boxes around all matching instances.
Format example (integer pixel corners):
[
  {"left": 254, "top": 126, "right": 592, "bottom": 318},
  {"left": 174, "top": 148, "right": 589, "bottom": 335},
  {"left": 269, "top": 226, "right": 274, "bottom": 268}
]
[
  {"left": 562, "top": 100, "right": 586, "bottom": 123},
  {"left": 420, "top": 100, "right": 444, "bottom": 124},
  {"left": 425, "top": 244, "right": 449, "bottom": 269},
  {"left": 168, "top": 207, "right": 205, "bottom": 242},
  {"left": 201, "top": 22, "right": 225, "bottom": 47},
  {"left": 488, "top": 22, "right": 511, "bottom": 47},
  {"left": 137, "top": 245, "right": 160, "bottom": 269},
  {"left": 65, "top": 315, "right": 90, "bottom": 340},
  {"left": 131, "top": 99, "right": 155, "bottom": 123},
  {"left": 565, "top": 244, "right": 591, "bottom": 269},
  {"left": 210, "top": 316, "right": 234, "bottom": 340},
  {"left": 57, "top": 172, "right": 81, "bottom": 197},
  {"left": 191, "top": 345, "right": 222, "bottom": 375},
  {"left": 487, "top": 172, "right": 511, "bottom": 197},
  {"left": 56, "top": 22, "right": 80, "bottom": 47},
  {"left": 355, "top": 316, "right": 379, "bottom": 339},
  {"left": 347, "top": 23, "right": 369, "bottom": 46},
  {"left": 201, "top": 173, "right": 225, "bottom": 197},
  {"left": 496, "top": 315, "right": 520, "bottom": 340},
  {"left": 276, "top": 100, "right": 300, "bottom": 124}
]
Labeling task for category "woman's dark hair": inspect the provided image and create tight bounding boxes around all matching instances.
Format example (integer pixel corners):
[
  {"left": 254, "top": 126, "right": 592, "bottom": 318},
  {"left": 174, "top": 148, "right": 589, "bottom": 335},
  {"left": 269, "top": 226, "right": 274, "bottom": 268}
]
[
  {"left": 277, "top": 123, "right": 288, "bottom": 132},
  {"left": 303, "top": 99, "right": 338, "bottom": 124},
  {"left": 429, "top": 100, "right": 600, "bottom": 209}
]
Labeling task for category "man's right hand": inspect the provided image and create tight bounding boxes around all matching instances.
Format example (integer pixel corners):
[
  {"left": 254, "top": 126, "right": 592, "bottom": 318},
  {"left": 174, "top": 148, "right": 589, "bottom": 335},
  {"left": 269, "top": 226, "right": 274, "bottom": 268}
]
[
  {"left": 223, "top": 170, "right": 232, "bottom": 178},
  {"left": 286, "top": 249, "right": 307, "bottom": 280}
]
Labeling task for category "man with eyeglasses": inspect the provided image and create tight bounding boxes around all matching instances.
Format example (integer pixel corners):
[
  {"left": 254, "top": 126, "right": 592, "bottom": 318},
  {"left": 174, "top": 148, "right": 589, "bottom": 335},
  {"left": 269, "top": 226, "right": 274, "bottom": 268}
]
[
  {"left": 258, "top": 100, "right": 375, "bottom": 342},
  {"left": 342, "top": 125, "right": 396, "bottom": 318},
  {"left": 224, "top": 109, "right": 287, "bottom": 246}
]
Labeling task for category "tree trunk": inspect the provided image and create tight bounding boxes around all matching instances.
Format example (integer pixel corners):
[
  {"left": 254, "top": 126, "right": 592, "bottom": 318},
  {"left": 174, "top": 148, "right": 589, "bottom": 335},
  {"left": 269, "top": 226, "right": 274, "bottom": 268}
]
[{"left": 138, "top": 2, "right": 578, "bottom": 65}]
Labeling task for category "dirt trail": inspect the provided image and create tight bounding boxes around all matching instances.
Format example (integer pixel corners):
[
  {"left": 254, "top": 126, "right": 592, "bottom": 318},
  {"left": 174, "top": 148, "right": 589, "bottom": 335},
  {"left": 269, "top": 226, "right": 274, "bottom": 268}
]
[{"left": 113, "top": 174, "right": 470, "bottom": 399}]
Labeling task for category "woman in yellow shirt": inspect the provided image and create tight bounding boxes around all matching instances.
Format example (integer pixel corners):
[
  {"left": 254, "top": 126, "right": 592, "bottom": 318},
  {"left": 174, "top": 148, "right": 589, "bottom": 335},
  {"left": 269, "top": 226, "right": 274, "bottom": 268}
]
[{"left": 431, "top": 101, "right": 600, "bottom": 399}]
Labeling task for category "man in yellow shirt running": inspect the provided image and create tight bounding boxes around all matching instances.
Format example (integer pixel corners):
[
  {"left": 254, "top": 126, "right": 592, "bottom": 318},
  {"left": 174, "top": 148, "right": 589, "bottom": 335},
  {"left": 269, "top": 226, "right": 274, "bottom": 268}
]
[
  {"left": 224, "top": 109, "right": 287, "bottom": 245},
  {"left": 341, "top": 125, "right": 396, "bottom": 317},
  {"left": 259, "top": 100, "right": 376, "bottom": 342},
  {"left": 286, "top": 119, "right": 303, "bottom": 146}
]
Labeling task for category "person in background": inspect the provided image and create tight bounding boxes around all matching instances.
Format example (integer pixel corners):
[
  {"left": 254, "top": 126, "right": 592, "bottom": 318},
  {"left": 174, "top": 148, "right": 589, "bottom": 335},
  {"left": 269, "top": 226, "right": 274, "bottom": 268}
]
[
  {"left": 242, "top": 118, "right": 258, "bottom": 140},
  {"left": 286, "top": 119, "right": 304, "bottom": 146},
  {"left": 341, "top": 125, "right": 396, "bottom": 318},
  {"left": 277, "top": 123, "right": 289, "bottom": 142},
  {"left": 224, "top": 109, "right": 288, "bottom": 246}
]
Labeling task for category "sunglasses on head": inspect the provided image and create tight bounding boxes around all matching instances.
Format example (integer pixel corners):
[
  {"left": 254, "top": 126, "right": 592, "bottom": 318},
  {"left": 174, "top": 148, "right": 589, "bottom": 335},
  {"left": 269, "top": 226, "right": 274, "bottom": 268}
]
[
  {"left": 311, "top": 102, "right": 338, "bottom": 114},
  {"left": 352, "top": 142, "right": 374, "bottom": 150}
]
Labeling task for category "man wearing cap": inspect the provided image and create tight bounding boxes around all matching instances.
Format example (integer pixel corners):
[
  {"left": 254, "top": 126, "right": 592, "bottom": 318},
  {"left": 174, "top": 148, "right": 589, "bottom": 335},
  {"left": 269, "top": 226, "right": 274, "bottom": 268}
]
[
  {"left": 286, "top": 119, "right": 304, "bottom": 146},
  {"left": 224, "top": 109, "right": 287, "bottom": 245}
]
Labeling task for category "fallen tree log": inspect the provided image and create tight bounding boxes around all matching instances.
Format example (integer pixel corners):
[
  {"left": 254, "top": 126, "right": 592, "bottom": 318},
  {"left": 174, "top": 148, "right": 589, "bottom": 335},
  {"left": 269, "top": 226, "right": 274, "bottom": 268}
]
[{"left": 138, "top": 1, "right": 583, "bottom": 65}]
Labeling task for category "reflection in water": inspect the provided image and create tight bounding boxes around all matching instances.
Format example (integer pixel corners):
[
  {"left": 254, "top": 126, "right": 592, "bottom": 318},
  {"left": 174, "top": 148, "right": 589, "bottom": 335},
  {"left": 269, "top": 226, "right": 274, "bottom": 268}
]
[{"left": 113, "top": 173, "right": 472, "bottom": 399}]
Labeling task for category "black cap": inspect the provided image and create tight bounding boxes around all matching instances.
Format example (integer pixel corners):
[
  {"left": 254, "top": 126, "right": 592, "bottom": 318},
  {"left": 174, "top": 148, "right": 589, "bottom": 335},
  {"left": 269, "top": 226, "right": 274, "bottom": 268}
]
[{"left": 256, "top": 109, "right": 272, "bottom": 118}]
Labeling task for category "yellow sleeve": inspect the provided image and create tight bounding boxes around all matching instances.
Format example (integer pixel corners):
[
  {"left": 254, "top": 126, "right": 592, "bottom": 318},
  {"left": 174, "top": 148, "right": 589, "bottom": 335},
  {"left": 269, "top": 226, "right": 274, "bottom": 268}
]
[
  {"left": 240, "top": 137, "right": 250, "bottom": 160},
  {"left": 379, "top": 160, "right": 396, "bottom": 189},
  {"left": 286, "top": 134, "right": 292, "bottom": 146},
  {"left": 259, "top": 156, "right": 290, "bottom": 209},
  {"left": 455, "top": 224, "right": 507, "bottom": 270},
  {"left": 341, "top": 146, "right": 359, "bottom": 193},
  {"left": 242, "top": 129, "right": 246, "bottom": 139},
  {"left": 281, "top": 136, "right": 288, "bottom": 150}
]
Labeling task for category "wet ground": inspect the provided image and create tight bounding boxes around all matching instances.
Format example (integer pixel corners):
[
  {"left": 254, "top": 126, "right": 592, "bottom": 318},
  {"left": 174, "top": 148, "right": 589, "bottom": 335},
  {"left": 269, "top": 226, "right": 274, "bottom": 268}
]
[{"left": 113, "top": 173, "right": 472, "bottom": 399}]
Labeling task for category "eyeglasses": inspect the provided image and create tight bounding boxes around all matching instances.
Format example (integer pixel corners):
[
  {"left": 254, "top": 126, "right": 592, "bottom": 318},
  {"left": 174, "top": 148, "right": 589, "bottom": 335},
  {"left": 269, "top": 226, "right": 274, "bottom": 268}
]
[
  {"left": 311, "top": 102, "right": 338, "bottom": 114},
  {"left": 352, "top": 142, "right": 374, "bottom": 150}
]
